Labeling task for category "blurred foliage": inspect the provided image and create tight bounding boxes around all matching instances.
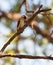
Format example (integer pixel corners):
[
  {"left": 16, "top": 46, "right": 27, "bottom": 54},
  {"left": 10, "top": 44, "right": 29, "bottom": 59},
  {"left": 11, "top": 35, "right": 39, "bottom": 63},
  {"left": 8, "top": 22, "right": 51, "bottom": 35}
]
[
  {"left": 6, "top": 49, "right": 15, "bottom": 54},
  {"left": 12, "top": 3, "right": 21, "bottom": 12}
]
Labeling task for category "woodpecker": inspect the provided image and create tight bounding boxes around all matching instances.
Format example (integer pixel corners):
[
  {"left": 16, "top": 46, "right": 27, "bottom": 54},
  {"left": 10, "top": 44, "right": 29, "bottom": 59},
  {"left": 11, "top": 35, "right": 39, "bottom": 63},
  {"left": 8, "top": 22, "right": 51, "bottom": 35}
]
[{"left": 17, "top": 15, "right": 27, "bottom": 31}]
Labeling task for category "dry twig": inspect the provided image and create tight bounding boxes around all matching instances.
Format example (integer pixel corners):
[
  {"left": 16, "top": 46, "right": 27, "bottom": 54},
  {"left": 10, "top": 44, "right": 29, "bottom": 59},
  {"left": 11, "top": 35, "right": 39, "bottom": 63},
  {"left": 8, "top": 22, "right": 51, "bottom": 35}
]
[
  {"left": 25, "top": 0, "right": 34, "bottom": 13},
  {"left": 0, "top": 54, "right": 53, "bottom": 60}
]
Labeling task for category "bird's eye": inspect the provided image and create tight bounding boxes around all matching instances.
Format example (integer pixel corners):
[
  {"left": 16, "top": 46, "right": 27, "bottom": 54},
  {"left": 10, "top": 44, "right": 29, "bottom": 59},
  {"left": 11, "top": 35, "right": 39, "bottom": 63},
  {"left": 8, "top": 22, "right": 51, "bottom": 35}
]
[{"left": 22, "top": 15, "right": 26, "bottom": 19}]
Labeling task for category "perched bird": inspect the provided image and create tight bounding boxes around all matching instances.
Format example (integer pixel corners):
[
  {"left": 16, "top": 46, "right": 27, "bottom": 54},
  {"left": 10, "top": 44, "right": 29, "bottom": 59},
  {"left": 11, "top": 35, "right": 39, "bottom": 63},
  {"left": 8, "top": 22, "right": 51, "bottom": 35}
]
[{"left": 17, "top": 15, "right": 27, "bottom": 30}]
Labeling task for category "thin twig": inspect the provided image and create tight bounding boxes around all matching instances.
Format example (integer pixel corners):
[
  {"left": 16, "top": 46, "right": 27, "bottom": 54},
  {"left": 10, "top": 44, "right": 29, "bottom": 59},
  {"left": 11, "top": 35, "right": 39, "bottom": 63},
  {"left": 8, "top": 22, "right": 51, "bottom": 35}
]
[
  {"left": 41, "top": 12, "right": 53, "bottom": 15},
  {"left": 0, "top": 54, "right": 53, "bottom": 60},
  {"left": 1, "top": 32, "right": 18, "bottom": 52},
  {"left": 27, "top": 8, "right": 51, "bottom": 24},
  {"left": 19, "top": 0, "right": 26, "bottom": 8},
  {"left": 18, "top": 0, "right": 26, "bottom": 12},
  {"left": 25, "top": 0, "right": 34, "bottom": 13}
]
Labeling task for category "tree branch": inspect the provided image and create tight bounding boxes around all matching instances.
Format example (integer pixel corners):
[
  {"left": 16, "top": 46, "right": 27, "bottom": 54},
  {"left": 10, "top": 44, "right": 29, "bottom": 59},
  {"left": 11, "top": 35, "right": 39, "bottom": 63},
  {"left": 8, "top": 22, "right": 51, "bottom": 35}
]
[
  {"left": 1, "top": 32, "right": 17, "bottom": 52},
  {"left": 32, "top": 25, "right": 53, "bottom": 43},
  {"left": 0, "top": 12, "right": 21, "bottom": 21},
  {"left": 0, "top": 54, "right": 53, "bottom": 60},
  {"left": 27, "top": 8, "right": 51, "bottom": 24},
  {"left": 18, "top": 0, "right": 26, "bottom": 12},
  {"left": 25, "top": 0, "right": 34, "bottom": 13}
]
